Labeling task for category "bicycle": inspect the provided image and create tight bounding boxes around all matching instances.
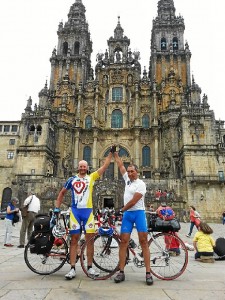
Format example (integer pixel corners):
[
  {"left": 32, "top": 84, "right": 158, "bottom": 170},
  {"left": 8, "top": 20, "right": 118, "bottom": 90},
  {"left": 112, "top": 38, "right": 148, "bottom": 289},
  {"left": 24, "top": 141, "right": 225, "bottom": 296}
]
[
  {"left": 80, "top": 211, "right": 188, "bottom": 281},
  {"left": 24, "top": 210, "right": 71, "bottom": 275},
  {"left": 23, "top": 208, "right": 115, "bottom": 275}
]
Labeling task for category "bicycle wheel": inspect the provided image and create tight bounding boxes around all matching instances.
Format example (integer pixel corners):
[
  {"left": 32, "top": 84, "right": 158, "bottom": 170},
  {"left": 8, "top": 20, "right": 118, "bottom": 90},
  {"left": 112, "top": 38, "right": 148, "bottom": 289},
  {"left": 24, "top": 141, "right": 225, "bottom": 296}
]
[
  {"left": 148, "top": 232, "right": 188, "bottom": 280},
  {"left": 80, "top": 233, "right": 120, "bottom": 280},
  {"left": 24, "top": 237, "right": 69, "bottom": 275}
]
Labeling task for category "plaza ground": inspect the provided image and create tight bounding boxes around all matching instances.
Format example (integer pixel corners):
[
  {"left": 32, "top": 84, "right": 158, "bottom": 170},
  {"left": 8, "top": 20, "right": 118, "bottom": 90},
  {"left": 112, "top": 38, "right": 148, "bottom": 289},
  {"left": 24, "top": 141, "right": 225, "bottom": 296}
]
[{"left": 0, "top": 221, "right": 225, "bottom": 300}]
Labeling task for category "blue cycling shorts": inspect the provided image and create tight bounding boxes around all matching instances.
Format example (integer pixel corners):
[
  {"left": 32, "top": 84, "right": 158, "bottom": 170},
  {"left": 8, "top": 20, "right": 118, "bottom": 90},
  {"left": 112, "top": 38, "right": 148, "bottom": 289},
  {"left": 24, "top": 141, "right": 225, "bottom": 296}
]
[
  {"left": 120, "top": 210, "right": 148, "bottom": 234},
  {"left": 69, "top": 207, "right": 95, "bottom": 234}
]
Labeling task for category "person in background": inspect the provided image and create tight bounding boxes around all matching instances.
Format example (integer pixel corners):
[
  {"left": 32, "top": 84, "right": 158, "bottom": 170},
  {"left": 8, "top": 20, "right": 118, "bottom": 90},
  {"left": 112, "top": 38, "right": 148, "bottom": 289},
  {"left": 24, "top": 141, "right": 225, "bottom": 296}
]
[
  {"left": 186, "top": 206, "right": 200, "bottom": 237},
  {"left": 193, "top": 222, "right": 215, "bottom": 263},
  {"left": 222, "top": 211, "right": 225, "bottom": 225},
  {"left": 182, "top": 208, "right": 187, "bottom": 223},
  {"left": 155, "top": 189, "right": 161, "bottom": 201},
  {"left": 4, "top": 197, "right": 19, "bottom": 247},
  {"left": 18, "top": 191, "right": 40, "bottom": 248}
]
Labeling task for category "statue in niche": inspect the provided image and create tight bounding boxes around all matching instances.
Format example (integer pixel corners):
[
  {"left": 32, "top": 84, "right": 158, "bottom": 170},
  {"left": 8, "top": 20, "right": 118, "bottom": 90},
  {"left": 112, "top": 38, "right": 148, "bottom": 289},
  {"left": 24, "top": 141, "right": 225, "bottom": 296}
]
[
  {"left": 62, "top": 155, "right": 72, "bottom": 178},
  {"left": 62, "top": 93, "right": 68, "bottom": 104},
  {"left": 104, "top": 49, "right": 109, "bottom": 60},
  {"left": 89, "top": 68, "right": 94, "bottom": 80},
  {"left": 103, "top": 75, "right": 108, "bottom": 85},
  {"left": 128, "top": 74, "right": 133, "bottom": 85},
  {"left": 162, "top": 152, "right": 171, "bottom": 171},
  {"left": 170, "top": 90, "right": 175, "bottom": 100},
  {"left": 115, "top": 50, "right": 121, "bottom": 62},
  {"left": 127, "top": 49, "right": 133, "bottom": 63}
]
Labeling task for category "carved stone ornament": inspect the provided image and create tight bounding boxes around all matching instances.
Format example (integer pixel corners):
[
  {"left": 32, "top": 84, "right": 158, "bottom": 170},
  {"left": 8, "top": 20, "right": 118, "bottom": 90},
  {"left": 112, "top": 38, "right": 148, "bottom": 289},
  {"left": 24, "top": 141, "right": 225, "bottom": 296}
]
[
  {"left": 140, "top": 105, "right": 151, "bottom": 113},
  {"left": 112, "top": 69, "right": 123, "bottom": 83}
]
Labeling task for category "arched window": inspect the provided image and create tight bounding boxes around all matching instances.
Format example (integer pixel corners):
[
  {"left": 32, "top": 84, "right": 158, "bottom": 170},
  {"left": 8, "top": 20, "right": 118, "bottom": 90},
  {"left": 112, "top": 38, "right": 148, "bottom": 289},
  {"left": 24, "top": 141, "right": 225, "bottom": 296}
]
[
  {"left": 118, "top": 147, "right": 129, "bottom": 157},
  {"left": 173, "top": 37, "right": 178, "bottom": 50},
  {"left": 85, "top": 115, "right": 92, "bottom": 129},
  {"left": 83, "top": 146, "right": 91, "bottom": 166},
  {"left": 104, "top": 146, "right": 129, "bottom": 157},
  {"left": 161, "top": 38, "right": 167, "bottom": 50},
  {"left": 223, "top": 135, "right": 225, "bottom": 144},
  {"left": 111, "top": 109, "right": 123, "bottom": 128},
  {"left": 142, "top": 114, "right": 150, "bottom": 128},
  {"left": 1, "top": 187, "right": 12, "bottom": 209},
  {"left": 142, "top": 146, "right": 150, "bottom": 167},
  {"left": 74, "top": 41, "right": 80, "bottom": 55},
  {"left": 29, "top": 124, "right": 35, "bottom": 135},
  {"left": 63, "top": 42, "right": 68, "bottom": 55},
  {"left": 36, "top": 125, "right": 42, "bottom": 135},
  {"left": 112, "top": 87, "right": 123, "bottom": 102}
]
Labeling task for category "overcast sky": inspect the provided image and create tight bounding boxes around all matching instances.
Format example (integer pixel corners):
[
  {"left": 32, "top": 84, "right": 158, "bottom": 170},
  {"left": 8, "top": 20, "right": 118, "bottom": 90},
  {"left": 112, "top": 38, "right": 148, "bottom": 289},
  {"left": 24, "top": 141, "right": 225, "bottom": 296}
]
[{"left": 0, "top": 0, "right": 224, "bottom": 121}]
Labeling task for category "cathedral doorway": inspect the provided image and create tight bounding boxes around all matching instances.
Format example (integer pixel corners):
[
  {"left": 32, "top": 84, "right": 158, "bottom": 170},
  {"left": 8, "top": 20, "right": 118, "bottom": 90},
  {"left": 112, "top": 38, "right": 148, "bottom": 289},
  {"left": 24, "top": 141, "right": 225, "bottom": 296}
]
[
  {"left": 103, "top": 197, "right": 114, "bottom": 208},
  {"left": 1, "top": 187, "right": 12, "bottom": 209}
]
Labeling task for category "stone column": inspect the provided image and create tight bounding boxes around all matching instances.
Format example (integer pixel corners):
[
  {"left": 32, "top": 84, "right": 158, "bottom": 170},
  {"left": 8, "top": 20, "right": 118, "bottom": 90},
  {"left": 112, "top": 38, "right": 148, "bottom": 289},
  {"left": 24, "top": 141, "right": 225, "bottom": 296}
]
[
  {"left": 59, "top": 61, "right": 63, "bottom": 81},
  {"left": 153, "top": 130, "right": 159, "bottom": 169},
  {"left": 134, "top": 129, "right": 140, "bottom": 166},
  {"left": 49, "top": 61, "right": 56, "bottom": 90},
  {"left": 134, "top": 84, "right": 140, "bottom": 127},
  {"left": 73, "top": 130, "right": 80, "bottom": 169},
  {"left": 92, "top": 129, "right": 98, "bottom": 169}
]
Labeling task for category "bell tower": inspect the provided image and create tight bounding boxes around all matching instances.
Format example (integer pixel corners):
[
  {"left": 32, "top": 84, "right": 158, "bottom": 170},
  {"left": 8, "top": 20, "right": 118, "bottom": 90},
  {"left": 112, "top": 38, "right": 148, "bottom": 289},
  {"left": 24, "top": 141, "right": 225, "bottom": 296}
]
[
  {"left": 150, "top": 0, "right": 192, "bottom": 104},
  {"left": 49, "top": 0, "right": 92, "bottom": 97}
]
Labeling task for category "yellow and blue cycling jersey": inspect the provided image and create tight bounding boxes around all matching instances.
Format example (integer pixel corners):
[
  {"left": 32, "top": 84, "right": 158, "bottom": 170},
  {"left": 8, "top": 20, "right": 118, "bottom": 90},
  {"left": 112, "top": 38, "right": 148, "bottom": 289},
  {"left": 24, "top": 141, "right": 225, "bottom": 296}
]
[{"left": 64, "top": 171, "right": 100, "bottom": 209}]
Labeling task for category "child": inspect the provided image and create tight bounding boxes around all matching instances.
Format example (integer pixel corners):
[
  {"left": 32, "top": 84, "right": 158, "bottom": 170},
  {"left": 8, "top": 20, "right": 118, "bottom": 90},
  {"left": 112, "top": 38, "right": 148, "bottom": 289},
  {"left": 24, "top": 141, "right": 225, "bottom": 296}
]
[
  {"left": 193, "top": 222, "right": 215, "bottom": 262},
  {"left": 164, "top": 232, "right": 180, "bottom": 256}
]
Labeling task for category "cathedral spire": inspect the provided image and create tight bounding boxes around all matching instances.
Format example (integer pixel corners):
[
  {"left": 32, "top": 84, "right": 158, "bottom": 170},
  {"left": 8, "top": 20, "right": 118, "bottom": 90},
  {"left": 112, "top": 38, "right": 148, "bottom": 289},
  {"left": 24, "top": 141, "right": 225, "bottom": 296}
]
[
  {"left": 114, "top": 16, "right": 124, "bottom": 39},
  {"left": 106, "top": 17, "right": 130, "bottom": 64},
  {"left": 150, "top": 0, "right": 187, "bottom": 82},
  {"left": 49, "top": 0, "right": 92, "bottom": 92},
  {"left": 157, "top": 0, "right": 176, "bottom": 20}
]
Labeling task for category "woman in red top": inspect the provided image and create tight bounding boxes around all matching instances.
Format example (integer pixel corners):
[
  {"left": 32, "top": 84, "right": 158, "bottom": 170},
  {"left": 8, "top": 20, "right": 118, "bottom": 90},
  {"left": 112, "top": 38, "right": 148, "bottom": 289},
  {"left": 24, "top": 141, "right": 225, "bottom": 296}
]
[{"left": 186, "top": 206, "right": 200, "bottom": 237}]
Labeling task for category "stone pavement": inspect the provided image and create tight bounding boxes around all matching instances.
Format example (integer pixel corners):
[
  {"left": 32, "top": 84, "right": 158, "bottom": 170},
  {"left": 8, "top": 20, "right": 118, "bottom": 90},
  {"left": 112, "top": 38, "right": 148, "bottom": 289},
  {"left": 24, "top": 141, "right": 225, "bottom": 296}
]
[{"left": 0, "top": 220, "right": 225, "bottom": 300}]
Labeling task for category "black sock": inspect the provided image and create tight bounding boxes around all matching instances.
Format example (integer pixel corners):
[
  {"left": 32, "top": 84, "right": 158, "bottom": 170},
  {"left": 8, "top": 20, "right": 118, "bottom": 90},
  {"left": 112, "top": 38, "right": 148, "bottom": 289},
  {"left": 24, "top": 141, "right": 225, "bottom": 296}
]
[
  {"left": 146, "top": 272, "right": 150, "bottom": 275},
  {"left": 119, "top": 270, "right": 124, "bottom": 273},
  {"left": 88, "top": 265, "right": 92, "bottom": 270},
  {"left": 71, "top": 266, "right": 75, "bottom": 270}
]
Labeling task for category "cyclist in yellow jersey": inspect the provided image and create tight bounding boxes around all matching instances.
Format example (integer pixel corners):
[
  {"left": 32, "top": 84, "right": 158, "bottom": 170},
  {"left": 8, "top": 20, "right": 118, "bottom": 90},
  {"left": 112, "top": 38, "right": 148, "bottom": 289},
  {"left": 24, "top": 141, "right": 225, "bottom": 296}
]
[{"left": 55, "top": 150, "right": 113, "bottom": 280}]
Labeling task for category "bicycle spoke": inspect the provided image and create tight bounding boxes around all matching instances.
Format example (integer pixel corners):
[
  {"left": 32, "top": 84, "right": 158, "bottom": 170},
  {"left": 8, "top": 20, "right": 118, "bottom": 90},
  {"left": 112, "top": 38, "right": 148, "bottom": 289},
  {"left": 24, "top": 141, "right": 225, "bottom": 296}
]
[{"left": 149, "top": 232, "right": 188, "bottom": 280}]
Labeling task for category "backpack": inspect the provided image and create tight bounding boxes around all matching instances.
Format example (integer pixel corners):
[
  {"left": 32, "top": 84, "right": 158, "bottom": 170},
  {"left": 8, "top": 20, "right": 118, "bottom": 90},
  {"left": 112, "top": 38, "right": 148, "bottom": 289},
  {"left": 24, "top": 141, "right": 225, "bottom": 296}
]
[
  {"left": 214, "top": 237, "right": 225, "bottom": 260},
  {"left": 12, "top": 212, "right": 20, "bottom": 224},
  {"left": 157, "top": 206, "right": 175, "bottom": 221}
]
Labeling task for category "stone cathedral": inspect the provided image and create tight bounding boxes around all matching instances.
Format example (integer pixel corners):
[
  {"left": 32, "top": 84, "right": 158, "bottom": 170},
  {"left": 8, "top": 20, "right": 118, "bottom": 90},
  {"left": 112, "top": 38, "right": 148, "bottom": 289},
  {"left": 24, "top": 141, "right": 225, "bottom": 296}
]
[{"left": 1, "top": 0, "right": 225, "bottom": 222}]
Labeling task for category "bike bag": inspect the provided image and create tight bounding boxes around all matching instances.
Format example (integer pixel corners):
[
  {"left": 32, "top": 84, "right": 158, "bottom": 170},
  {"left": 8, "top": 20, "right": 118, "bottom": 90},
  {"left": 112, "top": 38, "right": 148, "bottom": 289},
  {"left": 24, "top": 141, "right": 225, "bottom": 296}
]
[
  {"left": 154, "top": 217, "right": 181, "bottom": 232},
  {"left": 29, "top": 232, "right": 54, "bottom": 254},
  {"left": 34, "top": 214, "right": 51, "bottom": 233}
]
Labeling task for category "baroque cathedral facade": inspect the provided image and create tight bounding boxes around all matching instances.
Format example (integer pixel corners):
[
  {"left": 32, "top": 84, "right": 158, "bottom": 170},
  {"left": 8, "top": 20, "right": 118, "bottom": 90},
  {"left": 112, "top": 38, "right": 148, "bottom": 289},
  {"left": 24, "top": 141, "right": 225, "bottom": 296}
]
[{"left": 1, "top": 0, "right": 225, "bottom": 221}]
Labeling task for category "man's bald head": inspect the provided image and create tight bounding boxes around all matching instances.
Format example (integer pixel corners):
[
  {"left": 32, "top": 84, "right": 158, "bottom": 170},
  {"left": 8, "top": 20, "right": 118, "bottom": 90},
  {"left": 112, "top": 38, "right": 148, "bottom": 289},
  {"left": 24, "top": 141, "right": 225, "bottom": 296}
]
[{"left": 78, "top": 160, "right": 89, "bottom": 176}]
